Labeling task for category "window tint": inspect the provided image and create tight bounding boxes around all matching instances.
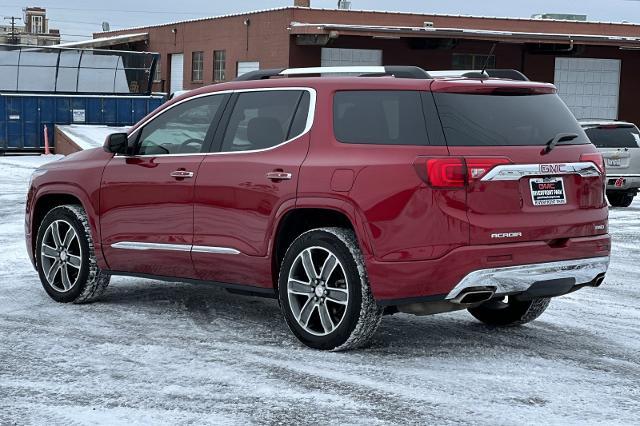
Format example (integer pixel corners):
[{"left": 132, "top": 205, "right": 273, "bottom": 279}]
[
  {"left": 137, "top": 95, "right": 224, "bottom": 155},
  {"left": 434, "top": 93, "right": 589, "bottom": 146},
  {"left": 584, "top": 125, "right": 640, "bottom": 148},
  {"left": 221, "top": 90, "right": 306, "bottom": 152},
  {"left": 333, "top": 91, "right": 428, "bottom": 145}
]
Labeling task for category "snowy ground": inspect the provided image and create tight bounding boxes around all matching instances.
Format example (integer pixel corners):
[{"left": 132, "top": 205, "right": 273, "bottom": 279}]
[{"left": 0, "top": 155, "right": 638, "bottom": 425}]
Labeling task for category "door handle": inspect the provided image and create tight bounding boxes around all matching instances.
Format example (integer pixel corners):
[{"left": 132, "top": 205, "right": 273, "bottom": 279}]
[
  {"left": 170, "top": 170, "right": 195, "bottom": 179},
  {"left": 266, "top": 171, "right": 292, "bottom": 181}
]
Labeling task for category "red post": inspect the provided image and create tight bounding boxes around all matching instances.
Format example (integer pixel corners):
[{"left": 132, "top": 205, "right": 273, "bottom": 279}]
[{"left": 43, "top": 124, "right": 50, "bottom": 155}]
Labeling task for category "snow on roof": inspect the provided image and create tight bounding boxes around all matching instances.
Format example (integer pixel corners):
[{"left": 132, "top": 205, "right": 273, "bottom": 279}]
[
  {"left": 289, "top": 22, "right": 640, "bottom": 44},
  {"left": 57, "top": 32, "right": 149, "bottom": 48},
  {"left": 95, "top": 6, "right": 640, "bottom": 37},
  {"left": 57, "top": 125, "right": 131, "bottom": 150}
]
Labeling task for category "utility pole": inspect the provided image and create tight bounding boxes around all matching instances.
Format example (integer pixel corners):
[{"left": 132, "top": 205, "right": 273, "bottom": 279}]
[{"left": 3, "top": 16, "right": 21, "bottom": 44}]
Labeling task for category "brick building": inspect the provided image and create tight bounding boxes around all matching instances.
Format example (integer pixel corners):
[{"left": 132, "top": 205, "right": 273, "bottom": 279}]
[{"left": 78, "top": 1, "right": 640, "bottom": 123}]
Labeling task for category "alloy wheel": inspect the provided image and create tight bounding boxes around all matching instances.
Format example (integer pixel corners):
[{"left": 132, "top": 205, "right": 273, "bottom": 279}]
[
  {"left": 40, "top": 220, "right": 83, "bottom": 292},
  {"left": 287, "top": 246, "right": 349, "bottom": 336}
]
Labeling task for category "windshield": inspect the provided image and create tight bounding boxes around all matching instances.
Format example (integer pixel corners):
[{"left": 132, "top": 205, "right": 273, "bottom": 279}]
[
  {"left": 433, "top": 93, "right": 589, "bottom": 147},
  {"left": 584, "top": 125, "right": 640, "bottom": 148}
]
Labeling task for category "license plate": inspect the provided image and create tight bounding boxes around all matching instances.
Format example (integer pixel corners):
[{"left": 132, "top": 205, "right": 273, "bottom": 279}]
[
  {"left": 607, "top": 158, "right": 622, "bottom": 167},
  {"left": 530, "top": 177, "right": 567, "bottom": 206}
]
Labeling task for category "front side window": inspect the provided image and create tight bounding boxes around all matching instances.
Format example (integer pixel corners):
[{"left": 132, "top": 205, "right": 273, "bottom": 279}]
[
  {"left": 333, "top": 91, "right": 429, "bottom": 145},
  {"left": 136, "top": 95, "right": 224, "bottom": 155},
  {"left": 221, "top": 90, "right": 309, "bottom": 152},
  {"left": 213, "top": 50, "right": 226, "bottom": 82},
  {"left": 191, "top": 51, "right": 204, "bottom": 82}
]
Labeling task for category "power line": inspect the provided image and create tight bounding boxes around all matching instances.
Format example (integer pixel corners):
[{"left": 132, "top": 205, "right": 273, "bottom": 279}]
[{"left": 1, "top": 4, "right": 205, "bottom": 15}]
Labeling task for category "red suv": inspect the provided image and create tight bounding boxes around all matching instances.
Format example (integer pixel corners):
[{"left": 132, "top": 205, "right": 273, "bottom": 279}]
[{"left": 26, "top": 66, "right": 610, "bottom": 350}]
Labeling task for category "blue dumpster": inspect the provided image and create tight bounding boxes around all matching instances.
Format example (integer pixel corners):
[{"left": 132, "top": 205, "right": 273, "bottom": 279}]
[
  {"left": 0, "top": 43, "right": 163, "bottom": 153},
  {"left": 0, "top": 94, "right": 164, "bottom": 152}
]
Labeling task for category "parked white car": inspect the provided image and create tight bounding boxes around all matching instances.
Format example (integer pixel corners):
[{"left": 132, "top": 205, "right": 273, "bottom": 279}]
[{"left": 580, "top": 120, "right": 640, "bottom": 207}]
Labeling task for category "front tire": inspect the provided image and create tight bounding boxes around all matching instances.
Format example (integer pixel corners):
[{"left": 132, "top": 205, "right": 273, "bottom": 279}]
[
  {"left": 278, "top": 228, "right": 383, "bottom": 351},
  {"left": 35, "top": 204, "right": 110, "bottom": 303},
  {"left": 467, "top": 296, "right": 550, "bottom": 326}
]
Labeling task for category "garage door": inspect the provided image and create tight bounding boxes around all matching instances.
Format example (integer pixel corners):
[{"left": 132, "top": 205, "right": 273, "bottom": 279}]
[
  {"left": 554, "top": 58, "right": 620, "bottom": 120},
  {"left": 170, "top": 53, "right": 184, "bottom": 93},
  {"left": 321, "top": 48, "right": 383, "bottom": 67}
]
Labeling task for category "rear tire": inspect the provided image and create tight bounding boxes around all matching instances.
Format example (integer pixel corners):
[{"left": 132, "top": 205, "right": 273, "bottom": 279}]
[
  {"left": 468, "top": 296, "right": 550, "bottom": 326},
  {"left": 278, "top": 227, "right": 383, "bottom": 351},
  {"left": 607, "top": 191, "right": 635, "bottom": 207},
  {"left": 35, "top": 204, "right": 110, "bottom": 304}
]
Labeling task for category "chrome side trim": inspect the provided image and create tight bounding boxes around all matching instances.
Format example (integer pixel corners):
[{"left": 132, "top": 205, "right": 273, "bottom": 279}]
[
  {"left": 115, "top": 87, "right": 317, "bottom": 159},
  {"left": 445, "top": 256, "right": 610, "bottom": 300},
  {"left": 481, "top": 162, "right": 601, "bottom": 181},
  {"left": 191, "top": 246, "right": 241, "bottom": 255},
  {"left": 111, "top": 242, "right": 241, "bottom": 255},
  {"left": 111, "top": 242, "right": 192, "bottom": 252}
]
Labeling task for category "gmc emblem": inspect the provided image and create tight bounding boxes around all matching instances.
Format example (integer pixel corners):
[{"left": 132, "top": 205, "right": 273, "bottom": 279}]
[{"left": 540, "top": 164, "right": 565, "bottom": 174}]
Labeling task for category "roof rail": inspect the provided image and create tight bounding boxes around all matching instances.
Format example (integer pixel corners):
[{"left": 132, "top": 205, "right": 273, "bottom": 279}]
[{"left": 234, "top": 66, "right": 432, "bottom": 81}]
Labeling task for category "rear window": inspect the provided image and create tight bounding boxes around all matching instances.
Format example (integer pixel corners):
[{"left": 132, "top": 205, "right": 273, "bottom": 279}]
[
  {"left": 433, "top": 93, "right": 589, "bottom": 147},
  {"left": 333, "top": 91, "right": 429, "bottom": 145},
  {"left": 584, "top": 125, "right": 640, "bottom": 148}
]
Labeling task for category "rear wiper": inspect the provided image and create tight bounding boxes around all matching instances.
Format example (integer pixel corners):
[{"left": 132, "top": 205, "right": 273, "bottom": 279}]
[{"left": 542, "top": 133, "right": 579, "bottom": 154}]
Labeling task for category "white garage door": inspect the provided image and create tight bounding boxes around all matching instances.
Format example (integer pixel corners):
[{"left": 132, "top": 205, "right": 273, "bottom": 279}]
[
  {"left": 554, "top": 58, "right": 621, "bottom": 120},
  {"left": 170, "top": 53, "right": 184, "bottom": 93},
  {"left": 237, "top": 61, "right": 260, "bottom": 77},
  {"left": 321, "top": 48, "right": 383, "bottom": 67}
]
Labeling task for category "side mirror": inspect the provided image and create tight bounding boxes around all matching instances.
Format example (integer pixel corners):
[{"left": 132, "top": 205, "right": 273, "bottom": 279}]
[{"left": 104, "top": 133, "right": 129, "bottom": 155}]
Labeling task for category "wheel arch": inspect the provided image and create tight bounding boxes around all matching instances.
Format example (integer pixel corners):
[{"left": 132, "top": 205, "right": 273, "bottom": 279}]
[
  {"left": 270, "top": 200, "right": 372, "bottom": 288},
  {"left": 31, "top": 185, "right": 105, "bottom": 269}
]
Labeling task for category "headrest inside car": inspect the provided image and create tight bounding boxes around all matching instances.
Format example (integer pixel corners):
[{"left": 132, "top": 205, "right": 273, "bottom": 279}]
[{"left": 247, "top": 117, "right": 285, "bottom": 149}]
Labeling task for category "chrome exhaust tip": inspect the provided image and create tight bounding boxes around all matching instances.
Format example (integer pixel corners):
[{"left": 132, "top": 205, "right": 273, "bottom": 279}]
[{"left": 450, "top": 287, "right": 496, "bottom": 305}]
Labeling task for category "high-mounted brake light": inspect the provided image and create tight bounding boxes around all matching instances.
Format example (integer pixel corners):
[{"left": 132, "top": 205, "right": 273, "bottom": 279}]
[
  {"left": 580, "top": 152, "right": 605, "bottom": 174},
  {"left": 425, "top": 157, "right": 511, "bottom": 188}
]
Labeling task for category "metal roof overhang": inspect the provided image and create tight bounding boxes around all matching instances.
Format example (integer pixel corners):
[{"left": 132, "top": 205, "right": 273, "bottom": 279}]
[
  {"left": 289, "top": 22, "right": 640, "bottom": 48},
  {"left": 56, "top": 33, "right": 149, "bottom": 49}
]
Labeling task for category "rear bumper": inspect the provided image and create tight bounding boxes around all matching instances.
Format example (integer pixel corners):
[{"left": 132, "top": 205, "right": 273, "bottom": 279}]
[
  {"left": 367, "top": 234, "right": 611, "bottom": 304},
  {"left": 444, "top": 256, "right": 609, "bottom": 300},
  {"left": 606, "top": 175, "right": 640, "bottom": 191}
]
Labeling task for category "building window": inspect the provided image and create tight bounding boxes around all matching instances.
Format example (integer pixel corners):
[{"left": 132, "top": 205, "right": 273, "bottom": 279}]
[
  {"left": 213, "top": 50, "right": 226, "bottom": 82},
  {"left": 191, "top": 51, "right": 204, "bottom": 82},
  {"left": 31, "top": 15, "right": 44, "bottom": 34},
  {"left": 452, "top": 54, "right": 496, "bottom": 70},
  {"left": 154, "top": 57, "right": 162, "bottom": 82}
]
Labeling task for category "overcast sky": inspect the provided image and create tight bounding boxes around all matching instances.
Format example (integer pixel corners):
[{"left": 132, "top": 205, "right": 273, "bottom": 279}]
[{"left": 3, "top": 0, "right": 640, "bottom": 42}]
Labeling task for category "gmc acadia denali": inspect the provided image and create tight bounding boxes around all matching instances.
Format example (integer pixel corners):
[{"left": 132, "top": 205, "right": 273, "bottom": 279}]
[{"left": 25, "top": 66, "right": 611, "bottom": 350}]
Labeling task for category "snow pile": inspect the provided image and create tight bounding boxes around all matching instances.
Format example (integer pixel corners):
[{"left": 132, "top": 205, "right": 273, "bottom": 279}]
[{"left": 57, "top": 125, "right": 131, "bottom": 150}]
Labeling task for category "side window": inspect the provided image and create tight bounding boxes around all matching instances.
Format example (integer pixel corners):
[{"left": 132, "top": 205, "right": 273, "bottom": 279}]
[
  {"left": 221, "top": 90, "right": 307, "bottom": 152},
  {"left": 333, "top": 91, "right": 429, "bottom": 145},
  {"left": 136, "top": 95, "right": 224, "bottom": 155}
]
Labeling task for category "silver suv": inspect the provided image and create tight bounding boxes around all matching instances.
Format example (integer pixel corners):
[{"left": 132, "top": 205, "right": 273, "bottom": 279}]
[{"left": 580, "top": 120, "right": 640, "bottom": 207}]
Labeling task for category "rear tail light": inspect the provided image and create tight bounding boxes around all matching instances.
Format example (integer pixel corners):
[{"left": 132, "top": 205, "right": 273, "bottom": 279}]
[
  {"left": 425, "top": 157, "right": 511, "bottom": 188},
  {"left": 580, "top": 152, "right": 605, "bottom": 174}
]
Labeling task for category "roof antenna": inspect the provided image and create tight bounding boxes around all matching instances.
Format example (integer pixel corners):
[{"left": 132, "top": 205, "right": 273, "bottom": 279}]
[{"left": 480, "top": 42, "right": 497, "bottom": 77}]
